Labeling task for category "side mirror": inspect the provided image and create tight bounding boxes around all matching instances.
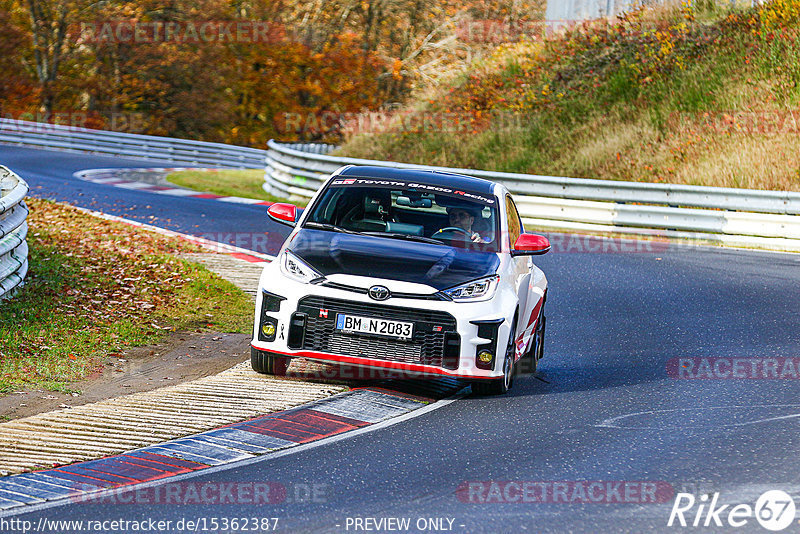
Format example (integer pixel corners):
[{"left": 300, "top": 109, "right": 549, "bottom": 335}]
[
  {"left": 267, "top": 203, "right": 298, "bottom": 226},
  {"left": 512, "top": 233, "right": 550, "bottom": 256}
]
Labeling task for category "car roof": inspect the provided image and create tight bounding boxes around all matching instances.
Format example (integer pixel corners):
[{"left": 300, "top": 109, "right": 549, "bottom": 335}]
[{"left": 337, "top": 165, "right": 496, "bottom": 195}]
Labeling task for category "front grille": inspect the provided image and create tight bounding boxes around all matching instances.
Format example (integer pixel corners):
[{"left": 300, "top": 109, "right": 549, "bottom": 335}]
[
  {"left": 297, "top": 296, "right": 460, "bottom": 370},
  {"left": 319, "top": 281, "right": 448, "bottom": 301},
  {"left": 328, "top": 334, "right": 422, "bottom": 365}
]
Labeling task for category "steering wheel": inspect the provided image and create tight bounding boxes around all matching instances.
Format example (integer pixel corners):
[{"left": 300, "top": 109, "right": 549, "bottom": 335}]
[{"left": 432, "top": 227, "right": 472, "bottom": 241}]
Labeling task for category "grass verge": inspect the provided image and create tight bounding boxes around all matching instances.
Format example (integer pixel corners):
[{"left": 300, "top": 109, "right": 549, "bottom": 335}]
[
  {"left": 0, "top": 199, "right": 254, "bottom": 395},
  {"left": 166, "top": 169, "right": 295, "bottom": 204}
]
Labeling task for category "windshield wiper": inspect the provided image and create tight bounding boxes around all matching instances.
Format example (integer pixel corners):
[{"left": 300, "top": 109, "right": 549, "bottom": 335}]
[
  {"left": 304, "top": 222, "right": 361, "bottom": 234},
  {"left": 360, "top": 232, "right": 443, "bottom": 245}
]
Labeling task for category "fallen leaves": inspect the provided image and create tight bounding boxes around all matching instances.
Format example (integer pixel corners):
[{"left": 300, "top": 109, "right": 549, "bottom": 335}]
[
  {"left": 0, "top": 198, "right": 250, "bottom": 391},
  {"left": 21, "top": 199, "right": 205, "bottom": 334}
]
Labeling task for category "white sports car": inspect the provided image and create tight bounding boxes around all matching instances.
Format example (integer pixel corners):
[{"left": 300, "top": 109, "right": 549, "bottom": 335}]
[{"left": 250, "top": 165, "right": 549, "bottom": 395}]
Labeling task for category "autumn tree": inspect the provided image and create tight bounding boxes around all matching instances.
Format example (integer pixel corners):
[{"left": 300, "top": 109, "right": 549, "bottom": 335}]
[
  {"left": 0, "top": 1, "right": 38, "bottom": 116},
  {"left": 75, "top": 0, "right": 239, "bottom": 139},
  {"left": 9, "top": 0, "right": 97, "bottom": 114},
  {"left": 0, "top": 0, "right": 547, "bottom": 143}
]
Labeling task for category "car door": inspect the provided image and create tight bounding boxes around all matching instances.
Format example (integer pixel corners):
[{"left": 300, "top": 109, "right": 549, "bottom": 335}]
[{"left": 505, "top": 193, "right": 535, "bottom": 359}]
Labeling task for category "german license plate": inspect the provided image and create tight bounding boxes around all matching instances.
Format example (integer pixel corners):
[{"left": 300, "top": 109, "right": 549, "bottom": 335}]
[{"left": 335, "top": 313, "right": 413, "bottom": 340}]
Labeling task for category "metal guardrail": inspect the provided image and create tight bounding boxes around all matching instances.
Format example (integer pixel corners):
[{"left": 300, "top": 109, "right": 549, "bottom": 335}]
[
  {"left": 265, "top": 140, "right": 800, "bottom": 250},
  {"left": 2, "top": 117, "right": 797, "bottom": 252},
  {"left": 0, "top": 118, "right": 267, "bottom": 169},
  {"left": 0, "top": 166, "right": 29, "bottom": 300}
]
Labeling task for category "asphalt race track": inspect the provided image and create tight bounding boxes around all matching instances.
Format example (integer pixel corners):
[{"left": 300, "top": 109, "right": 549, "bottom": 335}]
[{"left": 4, "top": 145, "right": 800, "bottom": 533}]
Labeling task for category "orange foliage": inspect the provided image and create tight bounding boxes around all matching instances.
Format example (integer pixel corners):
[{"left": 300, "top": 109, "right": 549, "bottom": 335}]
[
  {"left": 0, "top": 0, "right": 546, "bottom": 145},
  {"left": 0, "top": 4, "right": 38, "bottom": 116}
]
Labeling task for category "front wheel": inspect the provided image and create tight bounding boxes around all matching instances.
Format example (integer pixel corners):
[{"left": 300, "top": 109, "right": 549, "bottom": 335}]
[
  {"left": 251, "top": 348, "right": 290, "bottom": 376},
  {"left": 472, "top": 321, "right": 516, "bottom": 396},
  {"left": 520, "top": 299, "right": 546, "bottom": 374},
  {"left": 535, "top": 314, "right": 546, "bottom": 361}
]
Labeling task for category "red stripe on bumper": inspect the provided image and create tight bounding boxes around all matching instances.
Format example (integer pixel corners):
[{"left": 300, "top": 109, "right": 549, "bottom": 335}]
[{"left": 250, "top": 344, "right": 485, "bottom": 379}]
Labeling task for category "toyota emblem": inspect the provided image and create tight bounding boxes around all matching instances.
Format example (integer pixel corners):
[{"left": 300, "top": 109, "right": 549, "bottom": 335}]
[{"left": 368, "top": 285, "right": 391, "bottom": 301}]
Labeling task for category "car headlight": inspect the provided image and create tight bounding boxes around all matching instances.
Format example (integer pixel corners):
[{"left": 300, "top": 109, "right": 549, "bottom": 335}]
[
  {"left": 281, "top": 250, "right": 322, "bottom": 283},
  {"left": 443, "top": 275, "right": 500, "bottom": 302}
]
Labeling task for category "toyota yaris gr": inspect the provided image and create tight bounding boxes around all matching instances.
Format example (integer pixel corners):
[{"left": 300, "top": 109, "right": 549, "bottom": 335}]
[{"left": 250, "top": 165, "right": 550, "bottom": 395}]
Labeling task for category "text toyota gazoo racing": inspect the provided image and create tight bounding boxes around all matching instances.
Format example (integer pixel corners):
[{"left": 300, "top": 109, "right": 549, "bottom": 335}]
[{"left": 250, "top": 166, "right": 550, "bottom": 395}]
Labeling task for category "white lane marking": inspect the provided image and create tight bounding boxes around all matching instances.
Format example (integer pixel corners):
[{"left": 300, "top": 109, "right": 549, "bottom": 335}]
[
  {"left": 112, "top": 182, "right": 155, "bottom": 190},
  {"left": 86, "top": 177, "right": 126, "bottom": 184},
  {"left": 217, "top": 197, "right": 267, "bottom": 205},
  {"left": 597, "top": 404, "right": 800, "bottom": 429},
  {"left": 0, "top": 387, "right": 469, "bottom": 518},
  {"left": 149, "top": 188, "right": 199, "bottom": 196}
]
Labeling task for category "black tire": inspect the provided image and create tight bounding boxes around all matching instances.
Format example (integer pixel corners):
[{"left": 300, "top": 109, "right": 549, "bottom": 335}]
[
  {"left": 535, "top": 314, "right": 546, "bottom": 361},
  {"left": 518, "top": 297, "right": 546, "bottom": 374},
  {"left": 251, "top": 348, "right": 290, "bottom": 376},
  {"left": 517, "top": 338, "right": 537, "bottom": 376},
  {"left": 472, "top": 319, "right": 516, "bottom": 396},
  {"left": 531, "top": 296, "right": 548, "bottom": 359}
]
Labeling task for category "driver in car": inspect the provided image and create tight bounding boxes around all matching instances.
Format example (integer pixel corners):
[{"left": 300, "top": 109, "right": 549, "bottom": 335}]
[{"left": 445, "top": 207, "right": 487, "bottom": 243}]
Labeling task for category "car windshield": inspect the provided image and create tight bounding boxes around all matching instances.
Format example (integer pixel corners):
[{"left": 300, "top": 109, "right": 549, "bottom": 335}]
[{"left": 304, "top": 180, "right": 500, "bottom": 252}]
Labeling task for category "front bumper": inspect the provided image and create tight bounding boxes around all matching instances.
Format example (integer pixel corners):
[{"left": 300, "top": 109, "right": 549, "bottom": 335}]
[{"left": 250, "top": 265, "right": 515, "bottom": 380}]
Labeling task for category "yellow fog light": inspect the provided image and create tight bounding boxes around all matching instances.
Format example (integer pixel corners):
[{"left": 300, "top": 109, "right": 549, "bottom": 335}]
[
  {"left": 478, "top": 350, "right": 494, "bottom": 364},
  {"left": 262, "top": 323, "right": 276, "bottom": 337}
]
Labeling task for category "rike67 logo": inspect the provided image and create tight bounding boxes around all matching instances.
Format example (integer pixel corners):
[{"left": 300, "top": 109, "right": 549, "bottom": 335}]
[{"left": 668, "top": 490, "right": 796, "bottom": 531}]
